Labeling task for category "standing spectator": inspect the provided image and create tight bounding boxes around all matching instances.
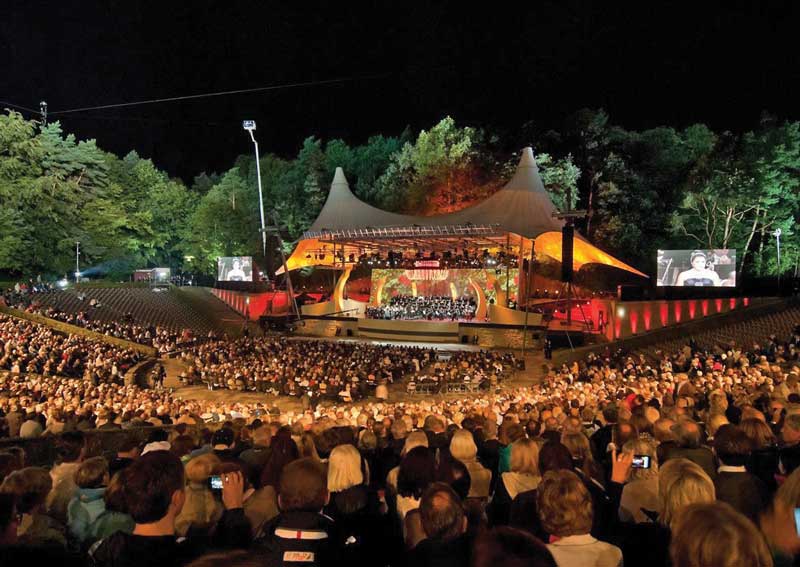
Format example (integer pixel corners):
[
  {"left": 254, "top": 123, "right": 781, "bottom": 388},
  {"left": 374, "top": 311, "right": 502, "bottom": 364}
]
[
  {"left": 670, "top": 502, "right": 773, "bottom": 567},
  {"left": 449, "top": 430, "right": 491, "bottom": 499},
  {"left": 67, "top": 456, "right": 111, "bottom": 545},
  {"left": 473, "top": 527, "right": 557, "bottom": 567},
  {"left": 618, "top": 438, "right": 660, "bottom": 524},
  {"left": 406, "top": 483, "right": 471, "bottom": 567},
  {"left": 1, "top": 467, "right": 66, "bottom": 547},
  {"left": 90, "top": 451, "right": 249, "bottom": 567},
  {"left": 712, "top": 425, "right": 769, "bottom": 523},
  {"left": 537, "top": 470, "right": 622, "bottom": 567},
  {"left": 47, "top": 431, "right": 85, "bottom": 523},
  {"left": 255, "top": 458, "right": 337, "bottom": 566},
  {"left": 488, "top": 438, "right": 541, "bottom": 527}
]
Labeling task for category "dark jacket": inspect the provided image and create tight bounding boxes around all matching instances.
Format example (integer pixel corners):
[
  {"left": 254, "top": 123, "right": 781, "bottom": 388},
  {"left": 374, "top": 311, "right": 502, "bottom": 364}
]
[
  {"left": 89, "top": 508, "right": 250, "bottom": 567},
  {"left": 714, "top": 470, "right": 770, "bottom": 524},
  {"left": 406, "top": 533, "right": 472, "bottom": 567},
  {"left": 255, "top": 509, "right": 340, "bottom": 567},
  {"left": 322, "top": 485, "right": 386, "bottom": 566}
]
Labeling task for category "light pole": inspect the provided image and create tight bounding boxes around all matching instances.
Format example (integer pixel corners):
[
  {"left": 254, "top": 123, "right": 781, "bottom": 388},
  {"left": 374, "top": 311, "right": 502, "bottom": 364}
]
[
  {"left": 243, "top": 120, "right": 267, "bottom": 259},
  {"left": 75, "top": 241, "right": 80, "bottom": 283},
  {"left": 774, "top": 228, "right": 782, "bottom": 287}
]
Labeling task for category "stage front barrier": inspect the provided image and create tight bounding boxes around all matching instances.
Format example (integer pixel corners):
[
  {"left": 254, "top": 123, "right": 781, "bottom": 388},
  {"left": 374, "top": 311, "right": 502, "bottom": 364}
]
[
  {"left": 357, "top": 319, "right": 460, "bottom": 343},
  {"left": 301, "top": 299, "right": 367, "bottom": 318},
  {"left": 487, "top": 304, "right": 544, "bottom": 326}
]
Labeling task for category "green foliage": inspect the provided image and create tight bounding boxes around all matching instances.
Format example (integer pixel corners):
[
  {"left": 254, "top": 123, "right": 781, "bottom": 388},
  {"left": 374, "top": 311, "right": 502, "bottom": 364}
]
[{"left": 2, "top": 107, "right": 797, "bottom": 283}]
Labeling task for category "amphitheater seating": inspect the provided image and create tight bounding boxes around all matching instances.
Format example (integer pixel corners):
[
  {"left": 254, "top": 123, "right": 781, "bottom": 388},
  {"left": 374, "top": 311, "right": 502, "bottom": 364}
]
[
  {"left": 643, "top": 304, "right": 800, "bottom": 360},
  {"left": 30, "top": 287, "right": 216, "bottom": 332}
]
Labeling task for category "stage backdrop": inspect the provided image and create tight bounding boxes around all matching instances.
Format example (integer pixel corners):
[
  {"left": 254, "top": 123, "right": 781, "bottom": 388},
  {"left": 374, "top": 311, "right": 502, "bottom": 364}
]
[{"left": 369, "top": 268, "right": 519, "bottom": 306}]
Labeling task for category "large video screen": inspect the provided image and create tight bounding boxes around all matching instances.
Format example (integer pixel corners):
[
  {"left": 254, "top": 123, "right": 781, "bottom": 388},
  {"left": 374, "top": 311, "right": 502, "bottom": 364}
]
[
  {"left": 370, "top": 268, "right": 519, "bottom": 305},
  {"left": 657, "top": 249, "right": 736, "bottom": 287},
  {"left": 217, "top": 256, "right": 253, "bottom": 282}
]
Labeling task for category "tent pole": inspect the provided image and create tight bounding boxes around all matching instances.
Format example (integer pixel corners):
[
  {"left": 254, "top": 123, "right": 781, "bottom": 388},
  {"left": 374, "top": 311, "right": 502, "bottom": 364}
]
[
  {"left": 521, "top": 238, "right": 534, "bottom": 362},
  {"left": 505, "top": 233, "right": 510, "bottom": 307}
]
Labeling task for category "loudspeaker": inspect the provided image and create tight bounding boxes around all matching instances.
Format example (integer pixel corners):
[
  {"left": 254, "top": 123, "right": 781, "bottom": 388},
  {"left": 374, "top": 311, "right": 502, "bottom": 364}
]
[{"left": 561, "top": 224, "right": 574, "bottom": 282}]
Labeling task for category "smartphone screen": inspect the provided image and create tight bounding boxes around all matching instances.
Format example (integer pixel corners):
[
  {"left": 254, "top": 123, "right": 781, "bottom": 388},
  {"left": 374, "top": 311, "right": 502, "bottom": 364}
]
[
  {"left": 631, "top": 455, "right": 651, "bottom": 469},
  {"left": 795, "top": 508, "right": 800, "bottom": 536},
  {"left": 209, "top": 475, "right": 223, "bottom": 490}
]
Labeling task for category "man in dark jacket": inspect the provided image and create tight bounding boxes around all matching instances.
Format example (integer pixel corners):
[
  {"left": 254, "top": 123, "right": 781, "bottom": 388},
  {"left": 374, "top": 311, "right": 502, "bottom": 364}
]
[
  {"left": 406, "top": 483, "right": 471, "bottom": 567},
  {"left": 713, "top": 425, "right": 769, "bottom": 523},
  {"left": 255, "top": 458, "right": 340, "bottom": 566},
  {"left": 90, "top": 451, "right": 250, "bottom": 567}
]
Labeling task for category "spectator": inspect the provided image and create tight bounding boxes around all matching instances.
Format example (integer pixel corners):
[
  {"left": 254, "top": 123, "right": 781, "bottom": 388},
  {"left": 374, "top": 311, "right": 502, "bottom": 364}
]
[
  {"left": 449, "top": 429, "right": 491, "bottom": 499},
  {"left": 67, "top": 456, "right": 111, "bottom": 545},
  {"left": 472, "top": 526, "right": 557, "bottom": 567},
  {"left": 47, "top": 431, "right": 86, "bottom": 523},
  {"left": 712, "top": 424, "right": 769, "bottom": 523},
  {"left": 1, "top": 466, "right": 66, "bottom": 547},
  {"left": 670, "top": 501, "right": 773, "bottom": 567},
  {"left": 537, "top": 470, "right": 622, "bottom": 566},
  {"left": 662, "top": 420, "right": 717, "bottom": 480},
  {"left": 90, "top": 451, "right": 249, "bottom": 567},
  {"left": 255, "top": 458, "right": 337, "bottom": 566},
  {"left": 175, "top": 453, "right": 222, "bottom": 537},
  {"left": 618, "top": 437, "right": 660, "bottom": 524},
  {"left": 488, "top": 438, "right": 541, "bottom": 527},
  {"left": 406, "top": 483, "right": 470, "bottom": 567}
]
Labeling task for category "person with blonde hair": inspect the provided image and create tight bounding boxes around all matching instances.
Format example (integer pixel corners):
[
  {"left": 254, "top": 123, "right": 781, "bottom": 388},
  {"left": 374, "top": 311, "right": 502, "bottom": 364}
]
[
  {"left": 658, "top": 458, "right": 715, "bottom": 528},
  {"left": 619, "top": 437, "right": 659, "bottom": 524},
  {"left": 670, "top": 501, "right": 773, "bottom": 567},
  {"left": 741, "top": 417, "right": 780, "bottom": 490},
  {"left": 324, "top": 444, "right": 385, "bottom": 565},
  {"left": 487, "top": 438, "right": 541, "bottom": 526},
  {"left": 174, "top": 453, "right": 222, "bottom": 537},
  {"left": 537, "top": 470, "right": 622, "bottom": 566},
  {"left": 449, "top": 429, "right": 491, "bottom": 498}
]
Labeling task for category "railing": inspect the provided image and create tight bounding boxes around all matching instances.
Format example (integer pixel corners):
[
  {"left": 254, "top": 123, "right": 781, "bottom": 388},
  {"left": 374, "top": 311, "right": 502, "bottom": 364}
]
[{"left": 304, "top": 223, "right": 502, "bottom": 240}]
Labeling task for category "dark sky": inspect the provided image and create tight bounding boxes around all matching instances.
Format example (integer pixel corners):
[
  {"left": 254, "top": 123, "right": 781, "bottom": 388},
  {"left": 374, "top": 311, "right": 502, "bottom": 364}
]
[{"left": 3, "top": 1, "right": 799, "bottom": 181}]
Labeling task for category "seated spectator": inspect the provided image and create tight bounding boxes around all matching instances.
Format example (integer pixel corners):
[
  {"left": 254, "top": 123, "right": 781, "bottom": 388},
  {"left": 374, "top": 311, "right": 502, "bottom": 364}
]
[
  {"left": 108, "top": 435, "right": 140, "bottom": 477},
  {"left": 472, "top": 526, "right": 557, "bottom": 567},
  {"left": 1, "top": 466, "right": 66, "bottom": 547},
  {"left": 67, "top": 456, "right": 111, "bottom": 545},
  {"left": 670, "top": 501, "right": 773, "bottom": 567},
  {"left": 255, "top": 458, "right": 337, "bottom": 566},
  {"left": 779, "top": 413, "right": 800, "bottom": 476},
  {"left": 712, "top": 424, "right": 769, "bottom": 523},
  {"left": 406, "top": 482, "right": 471, "bottom": 567},
  {"left": 396, "top": 447, "right": 436, "bottom": 529},
  {"left": 0, "top": 492, "right": 20, "bottom": 546},
  {"left": 537, "top": 470, "right": 622, "bottom": 567}
]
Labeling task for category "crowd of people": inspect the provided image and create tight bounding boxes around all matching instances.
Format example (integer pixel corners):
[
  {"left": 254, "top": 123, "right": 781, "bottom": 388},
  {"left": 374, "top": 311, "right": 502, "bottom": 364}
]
[
  {"left": 3, "top": 286, "right": 209, "bottom": 353},
  {"left": 4, "top": 328, "right": 800, "bottom": 565},
  {"left": 178, "top": 338, "right": 438, "bottom": 402},
  {"left": 366, "top": 296, "right": 477, "bottom": 321}
]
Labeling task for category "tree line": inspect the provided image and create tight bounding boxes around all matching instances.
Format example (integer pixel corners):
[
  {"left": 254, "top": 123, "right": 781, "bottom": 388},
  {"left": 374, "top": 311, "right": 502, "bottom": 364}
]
[{"left": 0, "top": 109, "right": 797, "bottom": 281}]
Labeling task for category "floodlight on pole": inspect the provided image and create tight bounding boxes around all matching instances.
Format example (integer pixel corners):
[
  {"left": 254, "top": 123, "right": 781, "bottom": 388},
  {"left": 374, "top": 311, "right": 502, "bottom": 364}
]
[
  {"left": 243, "top": 120, "right": 267, "bottom": 259},
  {"left": 75, "top": 241, "right": 80, "bottom": 283},
  {"left": 774, "top": 228, "right": 782, "bottom": 286}
]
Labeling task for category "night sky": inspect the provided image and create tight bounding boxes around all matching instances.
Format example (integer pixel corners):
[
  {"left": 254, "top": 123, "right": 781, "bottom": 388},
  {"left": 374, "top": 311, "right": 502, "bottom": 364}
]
[{"left": 3, "top": 1, "right": 799, "bottom": 181}]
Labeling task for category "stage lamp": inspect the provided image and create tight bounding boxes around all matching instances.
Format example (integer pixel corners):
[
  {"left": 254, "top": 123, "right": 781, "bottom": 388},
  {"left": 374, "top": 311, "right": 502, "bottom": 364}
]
[{"left": 617, "top": 306, "right": 626, "bottom": 318}]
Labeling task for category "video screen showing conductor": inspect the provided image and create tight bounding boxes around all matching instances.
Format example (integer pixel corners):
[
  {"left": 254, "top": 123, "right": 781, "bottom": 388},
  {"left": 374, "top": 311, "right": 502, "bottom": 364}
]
[
  {"left": 657, "top": 249, "right": 736, "bottom": 287},
  {"left": 217, "top": 256, "right": 253, "bottom": 282}
]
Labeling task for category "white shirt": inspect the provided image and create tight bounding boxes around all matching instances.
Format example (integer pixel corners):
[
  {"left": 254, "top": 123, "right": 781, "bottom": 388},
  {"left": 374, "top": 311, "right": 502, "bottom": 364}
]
[{"left": 548, "top": 534, "right": 623, "bottom": 567}]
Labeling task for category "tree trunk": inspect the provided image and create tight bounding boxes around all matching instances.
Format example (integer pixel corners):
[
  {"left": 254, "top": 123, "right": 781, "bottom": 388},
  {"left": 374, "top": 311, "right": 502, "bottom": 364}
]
[{"left": 739, "top": 206, "right": 761, "bottom": 277}]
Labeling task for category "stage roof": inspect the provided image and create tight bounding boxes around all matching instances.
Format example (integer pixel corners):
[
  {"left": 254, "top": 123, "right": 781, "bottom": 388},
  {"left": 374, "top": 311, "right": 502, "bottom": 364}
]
[{"left": 282, "top": 148, "right": 645, "bottom": 277}]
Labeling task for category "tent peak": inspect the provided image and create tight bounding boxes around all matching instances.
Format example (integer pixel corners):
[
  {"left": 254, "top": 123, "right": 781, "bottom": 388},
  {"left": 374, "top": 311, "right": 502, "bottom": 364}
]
[
  {"left": 519, "top": 147, "right": 537, "bottom": 169},
  {"left": 332, "top": 167, "right": 349, "bottom": 186}
]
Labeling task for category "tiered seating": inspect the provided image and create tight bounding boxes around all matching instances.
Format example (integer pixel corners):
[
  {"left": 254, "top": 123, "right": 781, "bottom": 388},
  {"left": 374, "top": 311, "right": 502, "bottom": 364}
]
[
  {"left": 30, "top": 288, "right": 215, "bottom": 332},
  {"left": 645, "top": 304, "right": 800, "bottom": 357}
]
